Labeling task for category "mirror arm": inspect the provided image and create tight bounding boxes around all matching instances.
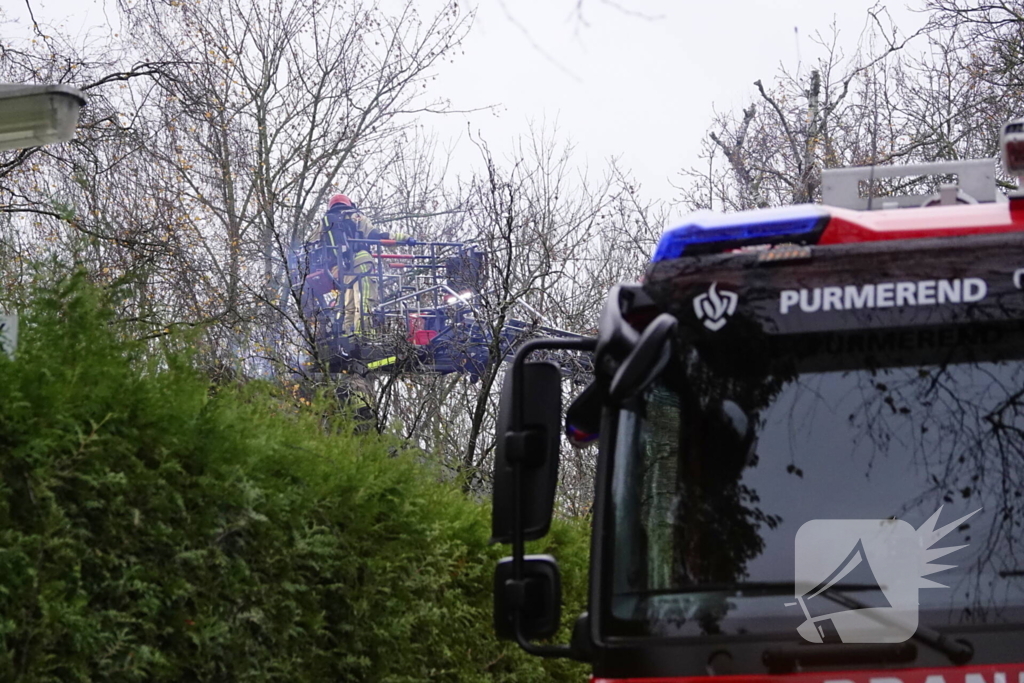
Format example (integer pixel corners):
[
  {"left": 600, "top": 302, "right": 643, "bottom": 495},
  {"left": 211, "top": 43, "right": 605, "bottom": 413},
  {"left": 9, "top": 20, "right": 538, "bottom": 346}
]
[
  {"left": 607, "top": 313, "right": 677, "bottom": 404},
  {"left": 507, "top": 336, "right": 596, "bottom": 659},
  {"left": 508, "top": 433, "right": 575, "bottom": 659},
  {"left": 513, "top": 611, "right": 576, "bottom": 658},
  {"left": 509, "top": 337, "right": 598, "bottom": 433}
]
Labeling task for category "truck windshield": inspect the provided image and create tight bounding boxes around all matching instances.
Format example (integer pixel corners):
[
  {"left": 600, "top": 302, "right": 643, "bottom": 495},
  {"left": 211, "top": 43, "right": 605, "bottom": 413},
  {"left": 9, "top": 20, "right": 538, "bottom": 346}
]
[{"left": 607, "top": 320, "right": 1024, "bottom": 639}]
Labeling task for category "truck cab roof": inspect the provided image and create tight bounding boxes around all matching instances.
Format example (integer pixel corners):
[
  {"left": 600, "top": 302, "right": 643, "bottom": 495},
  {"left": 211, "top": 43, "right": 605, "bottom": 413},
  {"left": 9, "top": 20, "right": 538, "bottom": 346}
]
[
  {"left": 654, "top": 199, "right": 1024, "bottom": 262},
  {"left": 653, "top": 157, "right": 1024, "bottom": 262}
]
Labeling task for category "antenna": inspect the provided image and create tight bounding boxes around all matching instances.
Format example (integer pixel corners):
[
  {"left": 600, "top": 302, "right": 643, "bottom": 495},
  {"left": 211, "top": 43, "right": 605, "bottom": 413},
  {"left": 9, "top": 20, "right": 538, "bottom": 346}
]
[
  {"left": 868, "top": 72, "right": 880, "bottom": 211},
  {"left": 794, "top": 26, "right": 802, "bottom": 80}
]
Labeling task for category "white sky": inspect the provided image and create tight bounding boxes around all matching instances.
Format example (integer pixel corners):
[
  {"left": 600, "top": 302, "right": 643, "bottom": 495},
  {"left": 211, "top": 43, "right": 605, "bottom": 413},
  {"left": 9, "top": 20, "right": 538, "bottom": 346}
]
[
  {"left": 9, "top": 0, "right": 927, "bottom": 206},
  {"left": 426, "top": 0, "right": 926, "bottom": 204}
]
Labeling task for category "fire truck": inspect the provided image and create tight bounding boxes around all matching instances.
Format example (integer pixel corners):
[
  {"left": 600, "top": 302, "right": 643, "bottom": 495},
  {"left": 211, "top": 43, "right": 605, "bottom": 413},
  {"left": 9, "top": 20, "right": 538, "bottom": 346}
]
[{"left": 490, "top": 120, "right": 1024, "bottom": 682}]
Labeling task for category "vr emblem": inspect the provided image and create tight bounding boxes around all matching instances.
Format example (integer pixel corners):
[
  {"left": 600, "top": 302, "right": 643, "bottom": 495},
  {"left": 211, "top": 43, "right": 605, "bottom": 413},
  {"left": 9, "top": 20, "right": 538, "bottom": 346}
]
[{"left": 693, "top": 282, "right": 738, "bottom": 331}]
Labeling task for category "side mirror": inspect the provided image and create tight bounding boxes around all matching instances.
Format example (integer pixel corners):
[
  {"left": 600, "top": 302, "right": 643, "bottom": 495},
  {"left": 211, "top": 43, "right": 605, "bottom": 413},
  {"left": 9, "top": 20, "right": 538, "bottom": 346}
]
[
  {"left": 488, "top": 336, "right": 593, "bottom": 660},
  {"left": 491, "top": 360, "right": 562, "bottom": 543},
  {"left": 595, "top": 285, "right": 641, "bottom": 372},
  {"left": 494, "top": 555, "right": 562, "bottom": 640},
  {"left": 608, "top": 313, "right": 677, "bottom": 404}
]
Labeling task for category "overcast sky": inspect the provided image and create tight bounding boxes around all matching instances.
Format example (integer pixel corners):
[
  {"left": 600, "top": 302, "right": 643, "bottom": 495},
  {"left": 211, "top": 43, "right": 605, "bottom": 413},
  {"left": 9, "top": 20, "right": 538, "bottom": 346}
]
[
  {"left": 10, "top": 0, "right": 926, "bottom": 207},
  {"left": 426, "top": 0, "right": 926, "bottom": 204}
]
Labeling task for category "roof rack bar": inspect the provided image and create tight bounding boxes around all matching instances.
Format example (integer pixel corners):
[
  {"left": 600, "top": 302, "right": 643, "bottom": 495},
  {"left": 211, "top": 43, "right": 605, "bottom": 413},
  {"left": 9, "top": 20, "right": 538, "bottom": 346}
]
[{"left": 821, "top": 158, "right": 998, "bottom": 210}]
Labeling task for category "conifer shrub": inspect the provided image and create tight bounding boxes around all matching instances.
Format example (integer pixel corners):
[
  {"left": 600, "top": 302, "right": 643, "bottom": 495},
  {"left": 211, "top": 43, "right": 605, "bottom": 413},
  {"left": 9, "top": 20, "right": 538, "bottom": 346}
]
[{"left": 0, "top": 273, "right": 590, "bottom": 682}]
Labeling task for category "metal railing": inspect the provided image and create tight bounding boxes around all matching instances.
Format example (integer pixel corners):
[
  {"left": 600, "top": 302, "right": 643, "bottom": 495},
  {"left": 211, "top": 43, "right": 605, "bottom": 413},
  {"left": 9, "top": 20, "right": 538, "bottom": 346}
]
[{"left": 821, "top": 158, "right": 1002, "bottom": 210}]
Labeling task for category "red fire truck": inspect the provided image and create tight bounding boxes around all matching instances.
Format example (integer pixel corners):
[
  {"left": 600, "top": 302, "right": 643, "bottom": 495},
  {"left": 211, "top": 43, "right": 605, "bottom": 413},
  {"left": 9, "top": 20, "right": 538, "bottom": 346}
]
[{"left": 490, "top": 120, "right": 1024, "bottom": 682}]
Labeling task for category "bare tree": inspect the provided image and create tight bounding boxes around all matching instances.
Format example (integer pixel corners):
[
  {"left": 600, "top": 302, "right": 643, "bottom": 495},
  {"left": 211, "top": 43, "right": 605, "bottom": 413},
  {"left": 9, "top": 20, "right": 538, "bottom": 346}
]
[
  {"left": 111, "top": 0, "right": 470, "bottom": 363},
  {"left": 677, "top": 9, "right": 926, "bottom": 211},
  {"left": 2, "top": 0, "right": 472, "bottom": 371},
  {"left": 3, "top": 0, "right": 662, "bottom": 517},
  {"left": 363, "top": 127, "right": 664, "bottom": 511}
]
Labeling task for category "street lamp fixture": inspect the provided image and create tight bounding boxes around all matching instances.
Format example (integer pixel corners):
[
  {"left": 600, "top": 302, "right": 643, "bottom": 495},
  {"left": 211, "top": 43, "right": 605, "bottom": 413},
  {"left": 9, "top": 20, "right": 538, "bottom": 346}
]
[{"left": 0, "top": 83, "right": 86, "bottom": 151}]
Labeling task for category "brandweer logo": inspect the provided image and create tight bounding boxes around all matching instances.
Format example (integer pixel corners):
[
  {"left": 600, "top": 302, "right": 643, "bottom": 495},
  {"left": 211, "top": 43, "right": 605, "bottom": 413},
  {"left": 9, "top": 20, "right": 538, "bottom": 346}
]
[
  {"left": 693, "top": 282, "right": 738, "bottom": 331},
  {"left": 790, "top": 506, "right": 980, "bottom": 644}
]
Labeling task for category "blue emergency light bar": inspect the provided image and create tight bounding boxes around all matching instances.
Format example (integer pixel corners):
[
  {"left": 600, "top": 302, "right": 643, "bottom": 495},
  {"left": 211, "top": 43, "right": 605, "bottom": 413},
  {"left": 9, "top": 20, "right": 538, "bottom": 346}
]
[{"left": 651, "top": 204, "right": 830, "bottom": 262}]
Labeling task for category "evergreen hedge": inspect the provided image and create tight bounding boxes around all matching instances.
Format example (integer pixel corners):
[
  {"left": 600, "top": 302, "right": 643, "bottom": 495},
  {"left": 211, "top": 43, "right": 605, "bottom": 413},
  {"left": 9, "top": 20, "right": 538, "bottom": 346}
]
[{"left": 0, "top": 274, "right": 590, "bottom": 682}]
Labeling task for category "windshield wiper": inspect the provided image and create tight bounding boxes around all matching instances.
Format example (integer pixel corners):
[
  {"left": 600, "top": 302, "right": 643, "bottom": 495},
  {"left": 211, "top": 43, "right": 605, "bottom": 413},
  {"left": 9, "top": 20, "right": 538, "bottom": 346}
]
[
  {"left": 618, "top": 581, "right": 885, "bottom": 597},
  {"left": 620, "top": 582, "right": 973, "bottom": 668},
  {"left": 817, "top": 589, "right": 973, "bottom": 667},
  {"left": 764, "top": 642, "right": 917, "bottom": 673}
]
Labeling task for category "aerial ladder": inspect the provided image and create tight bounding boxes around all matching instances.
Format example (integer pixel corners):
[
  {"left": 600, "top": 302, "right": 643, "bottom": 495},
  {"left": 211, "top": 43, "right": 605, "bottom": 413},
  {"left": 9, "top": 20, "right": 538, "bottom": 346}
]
[{"left": 285, "top": 229, "right": 587, "bottom": 379}]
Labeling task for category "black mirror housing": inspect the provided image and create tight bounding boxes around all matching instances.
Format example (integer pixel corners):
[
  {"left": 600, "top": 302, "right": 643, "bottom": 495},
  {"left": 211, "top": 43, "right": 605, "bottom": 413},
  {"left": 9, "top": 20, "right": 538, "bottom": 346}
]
[
  {"left": 607, "top": 312, "right": 677, "bottom": 404},
  {"left": 491, "top": 360, "right": 562, "bottom": 543},
  {"left": 493, "top": 555, "right": 562, "bottom": 641}
]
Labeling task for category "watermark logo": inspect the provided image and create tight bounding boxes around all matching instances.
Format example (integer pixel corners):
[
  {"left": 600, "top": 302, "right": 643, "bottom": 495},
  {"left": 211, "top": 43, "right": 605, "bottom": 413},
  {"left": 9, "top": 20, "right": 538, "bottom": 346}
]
[
  {"left": 693, "top": 282, "right": 738, "bottom": 331},
  {"left": 789, "top": 506, "right": 980, "bottom": 644}
]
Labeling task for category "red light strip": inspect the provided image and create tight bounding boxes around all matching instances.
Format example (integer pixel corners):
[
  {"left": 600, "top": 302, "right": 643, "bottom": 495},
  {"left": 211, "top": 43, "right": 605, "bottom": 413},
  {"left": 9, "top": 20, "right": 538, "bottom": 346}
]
[
  {"left": 593, "top": 661, "right": 1024, "bottom": 683},
  {"left": 818, "top": 201, "right": 1024, "bottom": 245}
]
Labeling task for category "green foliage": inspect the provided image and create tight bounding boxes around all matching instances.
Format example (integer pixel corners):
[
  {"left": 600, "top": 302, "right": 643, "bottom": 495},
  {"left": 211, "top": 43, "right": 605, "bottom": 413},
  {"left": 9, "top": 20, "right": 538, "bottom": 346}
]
[{"left": 0, "top": 272, "right": 590, "bottom": 682}]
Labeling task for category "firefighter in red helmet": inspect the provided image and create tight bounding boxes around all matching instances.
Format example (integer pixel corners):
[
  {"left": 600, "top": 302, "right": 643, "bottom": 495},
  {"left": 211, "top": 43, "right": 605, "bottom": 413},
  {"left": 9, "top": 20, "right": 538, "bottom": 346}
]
[{"left": 319, "top": 193, "right": 411, "bottom": 335}]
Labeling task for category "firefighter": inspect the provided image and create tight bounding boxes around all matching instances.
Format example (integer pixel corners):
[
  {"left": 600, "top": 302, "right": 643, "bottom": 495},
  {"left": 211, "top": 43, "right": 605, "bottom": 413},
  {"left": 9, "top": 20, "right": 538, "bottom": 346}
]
[{"left": 319, "top": 193, "right": 412, "bottom": 335}]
